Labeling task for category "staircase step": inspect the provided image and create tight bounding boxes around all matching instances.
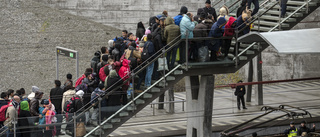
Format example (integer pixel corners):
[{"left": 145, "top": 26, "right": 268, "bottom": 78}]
[
  {"left": 229, "top": 47, "right": 255, "bottom": 54},
  {"left": 111, "top": 118, "right": 121, "bottom": 123},
  {"left": 231, "top": 42, "right": 259, "bottom": 49},
  {"left": 251, "top": 26, "right": 278, "bottom": 32},
  {"left": 143, "top": 93, "right": 153, "bottom": 98},
  {"left": 126, "top": 105, "right": 137, "bottom": 111},
  {"left": 136, "top": 99, "right": 145, "bottom": 104},
  {"left": 253, "top": 20, "right": 290, "bottom": 28},
  {"left": 173, "top": 70, "right": 183, "bottom": 75},
  {"left": 157, "top": 81, "right": 168, "bottom": 87},
  {"left": 86, "top": 127, "right": 104, "bottom": 136},
  {"left": 119, "top": 111, "right": 129, "bottom": 117},
  {"left": 166, "top": 76, "right": 176, "bottom": 81},
  {"left": 102, "top": 123, "right": 113, "bottom": 129},
  {"left": 150, "top": 87, "right": 161, "bottom": 92},
  {"left": 287, "top": 1, "right": 317, "bottom": 6},
  {"left": 228, "top": 54, "right": 248, "bottom": 61},
  {"left": 261, "top": 9, "right": 304, "bottom": 17},
  {"left": 272, "top": 5, "right": 306, "bottom": 11},
  {"left": 259, "top": 15, "right": 297, "bottom": 22}
]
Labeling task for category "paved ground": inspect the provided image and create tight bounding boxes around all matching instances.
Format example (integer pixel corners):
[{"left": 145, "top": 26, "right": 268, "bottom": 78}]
[{"left": 107, "top": 81, "right": 320, "bottom": 137}]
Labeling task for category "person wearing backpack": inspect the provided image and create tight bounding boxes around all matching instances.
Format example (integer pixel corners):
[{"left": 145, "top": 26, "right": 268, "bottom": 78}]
[
  {"left": 61, "top": 85, "right": 76, "bottom": 114},
  {"left": 65, "top": 90, "right": 84, "bottom": 136},
  {"left": 4, "top": 95, "right": 20, "bottom": 137},
  {"left": 164, "top": 16, "right": 181, "bottom": 69},
  {"left": 144, "top": 34, "right": 155, "bottom": 88}
]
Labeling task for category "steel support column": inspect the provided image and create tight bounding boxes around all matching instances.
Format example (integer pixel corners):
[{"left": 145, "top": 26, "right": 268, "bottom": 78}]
[{"left": 246, "top": 60, "right": 253, "bottom": 102}]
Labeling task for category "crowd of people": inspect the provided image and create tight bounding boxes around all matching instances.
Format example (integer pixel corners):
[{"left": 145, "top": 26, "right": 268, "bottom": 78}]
[{"left": 0, "top": 0, "right": 294, "bottom": 136}]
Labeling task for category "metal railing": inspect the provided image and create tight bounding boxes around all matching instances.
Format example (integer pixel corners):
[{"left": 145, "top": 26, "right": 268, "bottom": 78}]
[{"left": 150, "top": 95, "right": 186, "bottom": 116}]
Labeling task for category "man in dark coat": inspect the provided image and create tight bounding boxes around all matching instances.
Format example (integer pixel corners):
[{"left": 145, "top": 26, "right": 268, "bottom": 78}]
[
  {"left": 194, "top": 18, "right": 213, "bottom": 62},
  {"left": 50, "top": 80, "right": 64, "bottom": 135},
  {"left": 298, "top": 121, "right": 315, "bottom": 136},
  {"left": 203, "top": 0, "right": 217, "bottom": 22},
  {"left": 234, "top": 80, "right": 247, "bottom": 110}
]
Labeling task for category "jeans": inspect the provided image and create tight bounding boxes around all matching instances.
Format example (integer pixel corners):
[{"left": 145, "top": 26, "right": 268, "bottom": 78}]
[
  {"left": 247, "top": 0, "right": 260, "bottom": 15},
  {"left": 166, "top": 46, "right": 178, "bottom": 69},
  {"left": 280, "top": 0, "right": 288, "bottom": 16},
  {"left": 145, "top": 62, "right": 154, "bottom": 87}
]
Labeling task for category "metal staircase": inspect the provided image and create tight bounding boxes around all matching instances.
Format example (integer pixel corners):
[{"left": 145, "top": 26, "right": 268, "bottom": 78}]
[{"left": 82, "top": 0, "right": 320, "bottom": 136}]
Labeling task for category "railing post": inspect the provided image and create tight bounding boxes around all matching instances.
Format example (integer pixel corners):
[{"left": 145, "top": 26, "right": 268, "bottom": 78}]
[
  {"left": 98, "top": 97, "right": 102, "bottom": 137},
  {"left": 131, "top": 71, "right": 135, "bottom": 113},
  {"left": 235, "top": 28, "right": 239, "bottom": 67},
  {"left": 305, "top": 0, "right": 309, "bottom": 13},
  {"left": 73, "top": 113, "right": 76, "bottom": 137},
  {"left": 13, "top": 117, "right": 16, "bottom": 137},
  {"left": 278, "top": 0, "right": 282, "bottom": 30},
  {"left": 182, "top": 100, "right": 185, "bottom": 111},
  {"left": 258, "top": 13, "right": 261, "bottom": 32},
  {"left": 162, "top": 49, "right": 166, "bottom": 88},
  {"left": 185, "top": 30, "right": 189, "bottom": 71}
]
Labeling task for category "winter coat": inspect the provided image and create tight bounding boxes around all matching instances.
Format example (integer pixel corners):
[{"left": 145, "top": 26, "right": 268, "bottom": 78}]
[
  {"left": 298, "top": 126, "right": 315, "bottom": 135},
  {"left": 124, "top": 48, "right": 141, "bottom": 59},
  {"left": 61, "top": 89, "right": 76, "bottom": 112},
  {"left": 224, "top": 16, "right": 237, "bottom": 38},
  {"left": 50, "top": 87, "right": 64, "bottom": 112},
  {"left": 180, "top": 15, "right": 195, "bottom": 39},
  {"left": 99, "top": 62, "right": 121, "bottom": 82},
  {"left": 193, "top": 8, "right": 205, "bottom": 23},
  {"left": 136, "top": 28, "right": 145, "bottom": 40},
  {"left": 118, "top": 59, "right": 130, "bottom": 86},
  {"left": 105, "top": 70, "right": 123, "bottom": 92},
  {"left": 164, "top": 17, "right": 180, "bottom": 46},
  {"left": 73, "top": 95, "right": 84, "bottom": 112},
  {"left": 75, "top": 74, "right": 86, "bottom": 87},
  {"left": 18, "top": 101, "right": 31, "bottom": 137},
  {"left": 30, "top": 92, "right": 42, "bottom": 116},
  {"left": 152, "top": 27, "right": 163, "bottom": 52},
  {"left": 27, "top": 92, "right": 35, "bottom": 100},
  {"left": 236, "top": 15, "right": 250, "bottom": 35},
  {"left": 194, "top": 20, "right": 212, "bottom": 38},
  {"left": 145, "top": 40, "right": 155, "bottom": 58},
  {"left": 208, "top": 17, "right": 227, "bottom": 51},
  {"left": 235, "top": 85, "right": 246, "bottom": 97},
  {"left": 203, "top": 6, "right": 218, "bottom": 21},
  {"left": 0, "top": 98, "right": 9, "bottom": 108},
  {"left": 174, "top": 15, "right": 184, "bottom": 26},
  {"left": 4, "top": 102, "right": 18, "bottom": 128}
]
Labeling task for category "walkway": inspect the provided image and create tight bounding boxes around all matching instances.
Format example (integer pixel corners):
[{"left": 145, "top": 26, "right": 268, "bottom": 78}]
[{"left": 108, "top": 81, "right": 320, "bottom": 137}]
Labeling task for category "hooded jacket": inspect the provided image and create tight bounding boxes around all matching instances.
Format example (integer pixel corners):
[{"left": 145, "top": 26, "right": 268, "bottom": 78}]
[
  {"left": 105, "top": 70, "right": 123, "bottom": 92},
  {"left": 208, "top": 17, "right": 227, "bottom": 51},
  {"left": 75, "top": 74, "right": 86, "bottom": 87},
  {"left": 30, "top": 91, "right": 43, "bottom": 116},
  {"left": 164, "top": 17, "right": 180, "bottom": 46},
  {"left": 173, "top": 6, "right": 188, "bottom": 26},
  {"left": 236, "top": 15, "right": 250, "bottom": 35},
  {"left": 136, "top": 22, "right": 146, "bottom": 40},
  {"left": 203, "top": 6, "right": 218, "bottom": 21},
  {"left": 18, "top": 101, "right": 31, "bottom": 130},
  {"left": 4, "top": 102, "right": 18, "bottom": 128},
  {"left": 118, "top": 59, "right": 130, "bottom": 85},
  {"left": 99, "top": 62, "right": 121, "bottom": 82},
  {"left": 194, "top": 19, "right": 213, "bottom": 38},
  {"left": 124, "top": 47, "right": 141, "bottom": 60},
  {"left": 224, "top": 16, "right": 237, "bottom": 37},
  {"left": 180, "top": 15, "right": 195, "bottom": 39}
]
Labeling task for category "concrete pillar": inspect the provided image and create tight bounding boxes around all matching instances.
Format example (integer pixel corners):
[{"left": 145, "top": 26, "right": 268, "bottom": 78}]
[
  {"left": 256, "top": 45, "right": 263, "bottom": 105},
  {"left": 158, "top": 93, "right": 165, "bottom": 109},
  {"left": 246, "top": 60, "right": 253, "bottom": 102},
  {"left": 185, "top": 75, "right": 215, "bottom": 137},
  {"left": 165, "top": 89, "right": 174, "bottom": 114}
]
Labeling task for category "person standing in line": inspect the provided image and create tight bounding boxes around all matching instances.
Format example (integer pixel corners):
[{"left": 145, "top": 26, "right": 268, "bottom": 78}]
[
  {"left": 234, "top": 80, "right": 247, "bottom": 110},
  {"left": 284, "top": 121, "right": 298, "bottom": 137}
]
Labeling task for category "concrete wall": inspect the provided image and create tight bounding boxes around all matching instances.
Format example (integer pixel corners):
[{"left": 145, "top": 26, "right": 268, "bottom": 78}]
[{"left": 0, "top": 0, "right": 119, "bottom": 95}]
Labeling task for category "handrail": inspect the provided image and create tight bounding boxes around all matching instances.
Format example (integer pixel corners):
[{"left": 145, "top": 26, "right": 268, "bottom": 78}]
[{"left": 84, "top": 64, "right": 182, "bottom": 137}]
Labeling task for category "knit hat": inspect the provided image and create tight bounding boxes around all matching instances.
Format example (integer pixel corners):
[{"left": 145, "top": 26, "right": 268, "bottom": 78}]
[
  {"left": 32, "top": 86, "right": 39, "bottom": 93},
  {"left": 145, "top": 29, "right": 151, "bottom": 35},
  {"left": 205, "top": 0, "right": 211, "bottom": 4},
  {"left": 20, "top": 101, "right": 30, "bottom": 111},
  {"left": 66, "top": 73, "right": 72, "bottom": 79},
  {"left": 76, "top": 90, "right": 84, "bottom": 97},
  {"left": 108, "top": 40, "right": 114, "bottom": 48}
]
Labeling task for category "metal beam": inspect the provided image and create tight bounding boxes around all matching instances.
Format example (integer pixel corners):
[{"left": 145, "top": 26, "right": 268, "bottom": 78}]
[{"left": 246, "top": 60, "right": 253, "bottom": 102}]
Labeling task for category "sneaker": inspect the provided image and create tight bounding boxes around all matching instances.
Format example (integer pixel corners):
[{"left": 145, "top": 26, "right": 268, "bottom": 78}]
[{"left": 243, "top": 107, "right": 247, "bottom": 109}]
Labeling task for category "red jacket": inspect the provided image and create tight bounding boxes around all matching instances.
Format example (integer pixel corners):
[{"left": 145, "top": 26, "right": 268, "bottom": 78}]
[
  {"left": 118, "top": 59, "right": 130, "bottom": 85},
  {"left": 224, "top": 16, "right": 236, "bottom": 38},
  {"left": 75, "top": 74, "right": 86, "bottom": 87},
  {"left": 99, "top": 62, "right": 121, "bottom": 82}
]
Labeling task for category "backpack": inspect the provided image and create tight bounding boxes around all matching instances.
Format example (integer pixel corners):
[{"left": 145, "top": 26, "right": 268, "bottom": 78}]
[
  {"left": 0, "top": 104, "right": 12, "bottom": 122},
  {"left": 128, "top": 50, "right": 137, "bottom": 70},
  {"left": 63, "top": 97, "right": 80, "bottom": 113},
  {"left": 141, "top": 42, "right": 150, "bottom": 62}
]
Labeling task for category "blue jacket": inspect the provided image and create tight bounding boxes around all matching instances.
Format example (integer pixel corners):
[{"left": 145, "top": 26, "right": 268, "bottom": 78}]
[
  {"left": 173, "top": 15, "right": 183, "bottom": 26},
  {"left": 145, "top": 40, "right": 155, "bottom": 57},
  {"left": 180, "top": 15, "right": 195, "bottom": 39},
  {"left": 236, "top": 15, "right": 250, "bottom": 35},
  {"left": 208, "top": 17, "right": 226, "bottom": 51}
]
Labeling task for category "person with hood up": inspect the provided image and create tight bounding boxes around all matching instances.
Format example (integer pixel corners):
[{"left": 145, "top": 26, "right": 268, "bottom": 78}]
[
  {"left": 208, "top": 17, "right": 227, "bottom": 61},
  {"left": 164, "top": 17, "right": 181, "bottom": 69},
  {"left": 118, "top": 59, "right": 130, "bottom": 105},
  {"left": 18, "top": 101, "right": 31, "bottom": 137},
  {"left": 180, "top": 12, "right": 195, "bottom": 64},
  {"left": 298, "top": 121, "right": 315, "bottom": 136},
  {"left": 194, "top": 18, "right": 213, "bottom": 62},
  {"left": 203, "top": 0, "right": 218, "bottom": 21},
  {"left": 28, "top": 86, "right": 39, "bottom": 100},
  {"left": 136, "top": 22, "right": 146, "bottom": 40},
  {"left": 223, "top": 16, "right": 237, "bottom": 60},
  {"left": 174, "top": 6, "right": 188, "bottom": 26}
]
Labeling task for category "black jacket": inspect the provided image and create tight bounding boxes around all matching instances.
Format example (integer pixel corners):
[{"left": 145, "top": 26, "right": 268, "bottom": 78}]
[
  {"left": 298, "top": 126, "right": 315, "bottom": 135},
  {"left": 50, "top": 87, "right": 64, "bottom": 112},
  {"left": 152, "top": 27, "right": 163, "bottom": 53},
  {"left": 136, "top": 28, "right": 145, "bottom": 40},
  {"left": 284, "top": 127, "right": 297, "bottom": 134},
  {"left": 106, "top": 70, "right": 124, "bottom": 106},
  {"left": 235, "top": 85, "right": 246, "bottom": 96},
  {"left": 18, "top": 110, "right": 31, "bottom": 137},
  {"left": 203, "top": 7, "right": 217, "bottom": 21}
]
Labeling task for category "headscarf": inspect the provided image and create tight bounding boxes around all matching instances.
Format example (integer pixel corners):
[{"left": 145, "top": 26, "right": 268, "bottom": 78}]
[
  {"left": 11, "top": 99, "right": 19, "bottom": 109},
  {"left": 20, "top": 101, "right": 29, "bottom": 111}
]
